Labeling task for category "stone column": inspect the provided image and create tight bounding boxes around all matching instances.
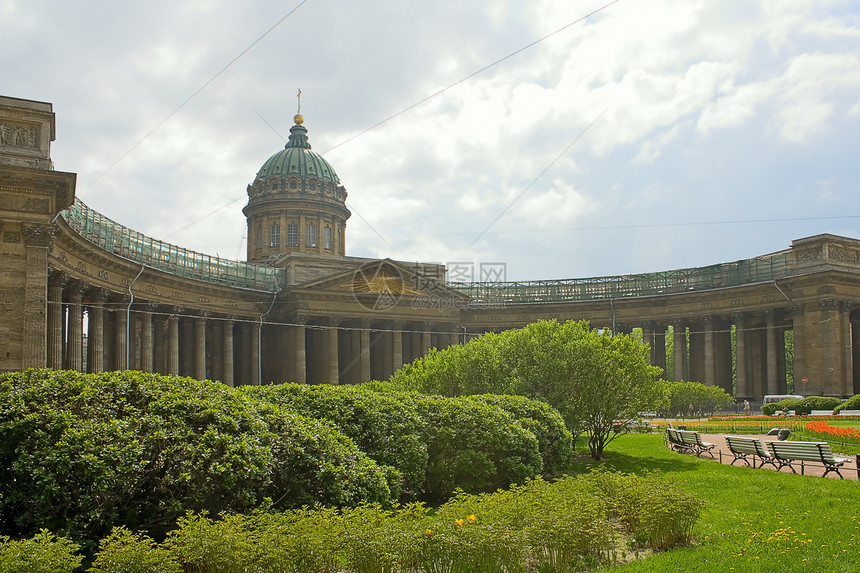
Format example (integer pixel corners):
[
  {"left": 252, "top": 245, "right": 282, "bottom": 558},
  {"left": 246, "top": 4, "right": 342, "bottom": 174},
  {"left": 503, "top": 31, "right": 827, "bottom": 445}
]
[
  {"left": 140, "top": 307, "right": 154, "bottom": 373},
  {"left": 66, "top": 283, "right": 85, "bottom": 372},
  {"left": 421, "top": 323, "right": 432, "bottom": 356},
  {"left": 327, "top": 320, "right": 340, "bottom": 384},
  {"left": 250, "top": 322, "right": 261, "bottom": 385},
  {"left": 703, "top": 316, "right": 715, "bottom": 386},
  {"left": 359, "top": 321, "right": 371, "bottom": 382},
  {"left": 765, "top": 310, "right": 779, "bottom": 395},
  {"left": 347, "top": 326, "right": 361, "bottom": 383},
  {"left": 222, "top": 319, "right": 235, "bottom": 386},
  {"left": 733, "top": 313, "right": 747, "bottom": 399},
  {"left": 653, "top": 324, "right": 667, "bottom": 373},
  {"left": 237, "top": 322, "right": 251, "bottom": 385},
  {"left": 115, "top": 304, "right": 128, "bottom": 371},
  {"left": 844, "top": 302, "right": 857, "bottom": 397},
  {"left": 167, "top": 312, "right": 180, "bottom": 376},
  {"left": 672, "top": 321, "right": 686, "bottom": 381},
  {"left": 292, "top": 320, "right": 306, "bottom": 384},
  {"left": 688, "top": 321, "right": 705, "bottom": 384},
  {"left": 194, "top": 316, "right": 207, "bottom": 380},
  {"left": 392, "top": 321, "right": 404, "bottom": 372},
  {"left": 47, "top": 275, "right": 66, "bottom": 370},
  {"left": 153, "top": 314, "right": 167, "bottom": 374},
  {"left": 180, "top": 318, "right": 194, "bottom": 376},
  {"left": 86, "top": 289, "right": 106, "bottom": 374},
  {"left": 851, "top": 312, "right": 860, "bottom": 396},
  {"left": 21, "top": 227, "right": 52, "bottom": 369}
]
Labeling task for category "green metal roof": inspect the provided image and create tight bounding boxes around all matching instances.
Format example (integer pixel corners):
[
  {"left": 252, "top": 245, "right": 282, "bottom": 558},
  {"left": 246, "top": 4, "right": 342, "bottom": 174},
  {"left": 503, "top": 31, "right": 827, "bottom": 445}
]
[{"left": 255, "top": 123, "right": 340, "bottom": 184}]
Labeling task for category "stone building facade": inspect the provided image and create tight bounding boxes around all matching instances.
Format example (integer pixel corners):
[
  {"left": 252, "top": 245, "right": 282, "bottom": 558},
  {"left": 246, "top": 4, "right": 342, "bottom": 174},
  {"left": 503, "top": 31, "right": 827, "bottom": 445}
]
[{"left": 2, "top": 95, "right": 859, "bottom": 399}]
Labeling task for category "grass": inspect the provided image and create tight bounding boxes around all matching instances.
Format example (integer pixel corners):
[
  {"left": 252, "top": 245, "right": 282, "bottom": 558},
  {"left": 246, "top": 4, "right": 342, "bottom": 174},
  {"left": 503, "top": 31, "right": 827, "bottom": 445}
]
[{"left": 566, "top": 434, "right": 859, "bottom": 572}]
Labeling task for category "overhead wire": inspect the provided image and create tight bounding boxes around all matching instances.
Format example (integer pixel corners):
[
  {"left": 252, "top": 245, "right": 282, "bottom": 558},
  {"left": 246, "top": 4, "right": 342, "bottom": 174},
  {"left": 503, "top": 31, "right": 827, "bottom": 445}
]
[
  {"left": 81, "top": 0, "right": 311, "bottom": 196},
  {"left": 160, "top": 0, "right": 626, "bottom": 244}
]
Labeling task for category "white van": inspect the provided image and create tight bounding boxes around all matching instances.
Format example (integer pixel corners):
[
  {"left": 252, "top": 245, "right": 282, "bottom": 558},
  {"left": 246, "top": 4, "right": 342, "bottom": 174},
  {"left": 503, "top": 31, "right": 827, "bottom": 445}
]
[{"left": 762, "top": 394, "right": 804, "bottom": 404}]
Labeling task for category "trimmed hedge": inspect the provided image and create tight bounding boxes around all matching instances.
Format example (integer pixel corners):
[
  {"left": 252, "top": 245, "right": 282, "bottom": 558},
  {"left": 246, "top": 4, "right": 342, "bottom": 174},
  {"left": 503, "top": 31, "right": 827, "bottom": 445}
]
[
  {"left": 465, "top": 393, "right": 573, "bottom": 475},
  {"left": 761, "top": 398, "right": 804, "bottom": 416},
  {"left": 0, "top": 370, "right": 392, "bottom": 551},
  {"left": 244, "top": 383, "right": 427, "bottom": 502},
  {"left": 834, "top": 394, "right": 860, "bottom": 414},
  {"left": 760, "top": 396, "right": 844, "bottom": 416},
  {"left": 797, "top": 395, "right": 843, "bottom": 415},
  {"left": 246, "top": 384, "right": 547, "bottom": 502},
  {"left": 404, "top": 393, "right": 543, "bottom": 502}
]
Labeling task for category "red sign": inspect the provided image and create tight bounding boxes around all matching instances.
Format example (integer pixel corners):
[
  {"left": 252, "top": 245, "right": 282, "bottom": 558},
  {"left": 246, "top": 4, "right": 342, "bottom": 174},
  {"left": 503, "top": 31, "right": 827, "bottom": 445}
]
[{"left": 801, "top": 377, "right": 808, "bottom": 385}]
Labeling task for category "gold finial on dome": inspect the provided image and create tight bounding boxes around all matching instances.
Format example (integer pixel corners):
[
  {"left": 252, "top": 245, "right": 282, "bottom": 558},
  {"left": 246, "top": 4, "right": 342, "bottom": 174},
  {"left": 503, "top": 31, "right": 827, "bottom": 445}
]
[{"left": 294, "top": 88, "right": 304, "bottom": 125}]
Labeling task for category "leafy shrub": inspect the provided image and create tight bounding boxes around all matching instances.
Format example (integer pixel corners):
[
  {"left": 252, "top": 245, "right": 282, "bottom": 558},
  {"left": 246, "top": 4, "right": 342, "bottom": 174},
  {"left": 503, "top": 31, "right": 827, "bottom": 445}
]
[
  {"left": 761, "top": 398, "right": 803, "bottom": 416},
  {"left": 390, "top": 320, "right": 662, "bottom": 460},
  {"left": 84, "top": 472, "right": 702, "bottom": 570},
  {"left": 89, "top": 528, "right": 180, "bottom": 573},
  {"left": 400, "top": 394, "right": 543, "bottom": 502},
  {"left": 0, "top": 530, "right": 82, "bottom": 573},
  {"left": 0, "top": 369, "right": 392, "bottom": 552},
  {"left": 834, "top": 394, "right": 860, "bottom": 414},
  {"left": 248, "top": 384, "right": 547, "bottom": 502},
  {"left": 660, "top": 380, "right": 734, "bottom": 416},
  {"left": 466, "top": 393, "right": 573, "bottom": 475},
  {"left": 797, "top": 395, "right": 843, "bottom": 415},
  {"left": 587, "top": 471, "right": 704, "bottom": 551},
  {"left": 245, "top": 383, "right": 427, "bottom": 502}
]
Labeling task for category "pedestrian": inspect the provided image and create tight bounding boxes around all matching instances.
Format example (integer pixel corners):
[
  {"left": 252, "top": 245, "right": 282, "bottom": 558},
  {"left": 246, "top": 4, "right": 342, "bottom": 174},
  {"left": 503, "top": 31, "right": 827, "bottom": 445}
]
[{"left": 743, "top": 399, "right": 750, "bottom": 415}]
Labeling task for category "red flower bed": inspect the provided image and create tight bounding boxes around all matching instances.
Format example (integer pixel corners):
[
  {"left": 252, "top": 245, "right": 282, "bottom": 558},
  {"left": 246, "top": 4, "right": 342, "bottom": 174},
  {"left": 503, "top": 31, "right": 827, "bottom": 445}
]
[{"left": 805, "top": 420, "right": 860, "bottom": 444}]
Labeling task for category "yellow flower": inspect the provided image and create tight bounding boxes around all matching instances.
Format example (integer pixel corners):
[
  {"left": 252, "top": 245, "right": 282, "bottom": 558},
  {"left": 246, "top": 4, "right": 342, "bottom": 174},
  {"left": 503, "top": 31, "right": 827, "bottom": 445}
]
[
  {"left": 467, "top": 515, "right": 477, "bottom": 524},
  {"left": 455, "top": 519, "right": 465, "bottom": 527},
  {"left": 425, "top": 529, "right": 433, "bottom": 538}
]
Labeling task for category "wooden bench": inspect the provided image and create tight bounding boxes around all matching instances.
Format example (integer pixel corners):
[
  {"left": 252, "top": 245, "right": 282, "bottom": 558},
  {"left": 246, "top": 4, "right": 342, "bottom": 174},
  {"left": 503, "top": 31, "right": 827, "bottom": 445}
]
[
  {"left": 837, "top": 410, "right": 860, "bottom": 416},
  {"left": 810, "top": 410, "right": 834, "bottom": 416},
  {"left": 676, "top": 430, "right": 716, "bottom": 458},
  {"left": 665, "top": 428, "right": 691, "bottom": 454},
  {"left": 766, "top": 440, "right": 852, "bottom": 479},
  {"left": 724, "top": 435, "right": 777, "bottom": 469}
]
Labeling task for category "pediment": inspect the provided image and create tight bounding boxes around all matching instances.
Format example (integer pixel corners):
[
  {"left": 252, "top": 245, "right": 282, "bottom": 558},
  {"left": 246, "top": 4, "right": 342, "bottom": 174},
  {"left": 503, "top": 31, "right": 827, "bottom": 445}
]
[{"left": 290, "top": 257, "right": 469, "bottom": 300}]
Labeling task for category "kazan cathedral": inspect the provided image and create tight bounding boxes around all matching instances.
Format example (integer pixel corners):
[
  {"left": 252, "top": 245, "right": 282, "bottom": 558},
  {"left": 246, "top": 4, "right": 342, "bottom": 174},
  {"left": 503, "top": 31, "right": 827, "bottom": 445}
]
[{"left": 3, "top": 94, "right": 860, "bottom": 400}]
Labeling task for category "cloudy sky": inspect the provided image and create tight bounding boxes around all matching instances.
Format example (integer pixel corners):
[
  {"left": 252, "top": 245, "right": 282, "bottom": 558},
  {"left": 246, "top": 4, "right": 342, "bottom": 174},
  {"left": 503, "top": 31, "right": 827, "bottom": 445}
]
[{"left": 3, "top": 0, "right": 859, "bottom": 281}]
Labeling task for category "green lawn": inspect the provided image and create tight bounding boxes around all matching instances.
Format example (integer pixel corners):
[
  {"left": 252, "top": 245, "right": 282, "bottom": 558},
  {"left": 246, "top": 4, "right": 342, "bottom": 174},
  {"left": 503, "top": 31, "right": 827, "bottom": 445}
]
[
  {"left": 567, "top": 434, "right": 859, "bottom": 572},
  {"left": 826, "top": 420, "right": 860, "bottom": 430}
]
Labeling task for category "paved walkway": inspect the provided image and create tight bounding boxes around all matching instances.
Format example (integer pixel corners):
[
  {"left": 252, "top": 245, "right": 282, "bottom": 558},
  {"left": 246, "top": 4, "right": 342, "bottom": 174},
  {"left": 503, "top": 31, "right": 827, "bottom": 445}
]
[{"left": 682, "top": 433, "right": 859, "bottom": 480}]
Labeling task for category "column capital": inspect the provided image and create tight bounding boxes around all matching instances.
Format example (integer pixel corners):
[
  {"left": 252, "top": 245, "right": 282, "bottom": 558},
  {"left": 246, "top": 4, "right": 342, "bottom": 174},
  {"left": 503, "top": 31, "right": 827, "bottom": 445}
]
[
  {"left": 49, "top": 271, "right": 69, "bottom": 289},
  {"left": 23, "top": 224, "right": 56, "bottom": 248},
  {"left": 85, "top": 287, "right": 110, "bottom": 304},
  {"left": 66, "top": 281, "right": 87, "bottom": 300}
]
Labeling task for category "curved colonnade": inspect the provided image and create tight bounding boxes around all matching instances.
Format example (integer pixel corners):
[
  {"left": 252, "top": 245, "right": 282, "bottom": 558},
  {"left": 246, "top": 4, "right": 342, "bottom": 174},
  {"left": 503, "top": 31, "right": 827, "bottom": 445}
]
[
  {"left": 45, "top": 199, "right": 860, "bottom": 398},
  {"left": 3, "top": 95, "right": 859, "bottom": 398}
]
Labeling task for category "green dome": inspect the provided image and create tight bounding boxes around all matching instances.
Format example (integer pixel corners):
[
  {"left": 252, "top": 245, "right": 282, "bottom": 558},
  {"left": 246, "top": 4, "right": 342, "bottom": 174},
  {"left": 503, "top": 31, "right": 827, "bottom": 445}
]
[{"left": 255, "top": 123, "right": 340, "bottom": 184}]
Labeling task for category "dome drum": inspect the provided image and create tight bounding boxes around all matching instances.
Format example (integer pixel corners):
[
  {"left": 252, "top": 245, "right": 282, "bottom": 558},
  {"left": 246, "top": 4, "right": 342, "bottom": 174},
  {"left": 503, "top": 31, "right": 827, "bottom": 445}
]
[{"left": 244, "top": 118, "right": 350, "bottom": 264}]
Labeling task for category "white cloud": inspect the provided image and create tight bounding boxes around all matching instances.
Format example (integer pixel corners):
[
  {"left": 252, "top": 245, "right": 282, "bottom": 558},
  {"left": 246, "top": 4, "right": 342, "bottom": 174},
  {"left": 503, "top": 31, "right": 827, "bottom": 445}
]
[{"left": 2, "top": 0, "right": 859, "bottom": 279}]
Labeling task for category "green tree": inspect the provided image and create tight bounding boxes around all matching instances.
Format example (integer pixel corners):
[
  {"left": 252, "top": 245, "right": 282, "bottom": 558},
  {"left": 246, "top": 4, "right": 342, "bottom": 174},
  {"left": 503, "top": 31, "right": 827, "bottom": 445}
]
[
  {"left": 389, "top": 320, "right": 662, "bottom": 460},
  {"left": 660, "top": 380, "right": 734, "bottom": 416}
]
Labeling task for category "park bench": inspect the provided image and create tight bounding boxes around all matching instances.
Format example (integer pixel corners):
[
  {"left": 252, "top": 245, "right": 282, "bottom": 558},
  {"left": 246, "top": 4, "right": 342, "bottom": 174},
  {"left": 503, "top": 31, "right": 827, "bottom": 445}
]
[
  {"left": 810, "top": 410, "right": 834, "bottom": 416},
  {"left": 676, "top": 430, "right": 716, "bottom": 458},
  {"left": 837, "top": 410, "right": 860, "bottom": 416},
  {"left": 766, "top": 440, "right": 852, "bottom": 479},
  {"left": 724, "top": 435, "right": 776, "bottom": 469},
  {"left": 665, "top": 428, "right": 691, "bottom": 453}
]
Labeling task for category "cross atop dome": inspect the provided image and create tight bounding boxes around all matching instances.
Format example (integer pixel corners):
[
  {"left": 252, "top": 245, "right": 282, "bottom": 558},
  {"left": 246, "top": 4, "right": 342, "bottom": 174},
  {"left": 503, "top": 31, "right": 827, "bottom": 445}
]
[{"left": 294, "top": 88, "right": 304, "bottom": 125}]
